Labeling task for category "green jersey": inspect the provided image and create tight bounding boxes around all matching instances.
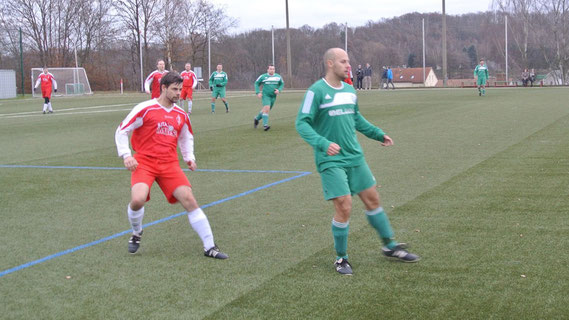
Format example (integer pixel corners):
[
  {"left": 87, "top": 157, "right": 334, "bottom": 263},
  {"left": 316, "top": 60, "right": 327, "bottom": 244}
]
[
  {"left": 296, "top": 78, "right": 386, "bottom": 172},
  {"left": 255, "top": 73, "right": 284, "bottom": 96},
  {"left": 209, "top": 71, "right": 228, "bottom": 88},
  {"left": 474, "top": 64, "right": 488, "bottom": 79}
]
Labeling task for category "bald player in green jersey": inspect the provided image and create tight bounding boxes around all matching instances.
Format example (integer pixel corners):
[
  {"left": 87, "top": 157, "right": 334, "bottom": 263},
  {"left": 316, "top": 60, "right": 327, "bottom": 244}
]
[
  {"left": 209, "top": 64, "right": 229, "bottom": 113},
  {"left": 253, "top": 64, "right": 284, "bottom": 131},
  {"left": 474, "top": 59, "right": 489, "bottom": 96},
  {"left": 296, "top": 48, "right": 420, "bottom": 275}
]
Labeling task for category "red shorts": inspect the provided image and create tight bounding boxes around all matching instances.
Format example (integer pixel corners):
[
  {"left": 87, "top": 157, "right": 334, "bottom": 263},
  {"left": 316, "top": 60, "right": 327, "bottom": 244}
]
[
  {"left": 42, "top": 88, "right": 52, "bottom": 99},
  {"left": 181, "top": 87, "right": 193, "bottom": 100},
  {"left": 131, "top": 154, "right": 191, "bottom": 204}
]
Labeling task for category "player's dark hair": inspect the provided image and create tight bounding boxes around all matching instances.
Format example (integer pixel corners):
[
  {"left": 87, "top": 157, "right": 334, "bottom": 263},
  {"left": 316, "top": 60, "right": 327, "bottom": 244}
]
[{"left": 160, "top": 72, "right": 183, "bottom": 91}]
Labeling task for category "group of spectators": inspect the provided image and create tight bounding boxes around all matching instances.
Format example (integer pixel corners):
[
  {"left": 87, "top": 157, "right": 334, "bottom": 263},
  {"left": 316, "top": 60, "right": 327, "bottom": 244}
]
[
  {"left": 353, "top": 64, "right": 395, "bottom": 90},
  {"left": 521, "top": 68, "right": 536, "bottom": 87}
]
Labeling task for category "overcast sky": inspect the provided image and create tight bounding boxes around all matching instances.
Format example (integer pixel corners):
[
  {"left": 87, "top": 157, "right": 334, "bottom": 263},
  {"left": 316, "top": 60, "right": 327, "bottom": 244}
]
[{"left": 211, "top": 0, "right": 494, "bottom": 33}]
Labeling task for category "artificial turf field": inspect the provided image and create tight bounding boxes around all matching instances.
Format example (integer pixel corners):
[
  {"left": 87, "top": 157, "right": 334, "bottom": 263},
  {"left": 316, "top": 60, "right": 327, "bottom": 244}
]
[{"left": 1, "top": 87, "right": 568, "bottom": 319}]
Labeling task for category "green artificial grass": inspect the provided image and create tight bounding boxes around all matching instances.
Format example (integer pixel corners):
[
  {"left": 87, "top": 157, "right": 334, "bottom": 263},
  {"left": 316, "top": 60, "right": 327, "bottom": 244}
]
[{"left": 1, "top": 87, "right": 567, "bottom": 319}]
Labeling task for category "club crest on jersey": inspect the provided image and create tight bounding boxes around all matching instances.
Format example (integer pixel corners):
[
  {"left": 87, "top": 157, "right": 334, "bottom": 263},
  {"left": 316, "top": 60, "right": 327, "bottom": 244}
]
[{"left": 156, "top": 121, "right": 178, "bottom": 137}]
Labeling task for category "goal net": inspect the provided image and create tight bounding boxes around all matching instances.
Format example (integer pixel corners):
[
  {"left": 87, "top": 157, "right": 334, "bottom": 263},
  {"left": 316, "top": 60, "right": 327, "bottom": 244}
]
[{"left": 31, "top": 67, "right": 92, "bottom": 97}]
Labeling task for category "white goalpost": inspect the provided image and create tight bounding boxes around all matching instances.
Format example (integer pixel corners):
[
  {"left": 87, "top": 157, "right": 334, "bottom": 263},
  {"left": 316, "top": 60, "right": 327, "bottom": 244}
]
[{"left": 31, "top": 67, "right": 93, "bottom": 97}]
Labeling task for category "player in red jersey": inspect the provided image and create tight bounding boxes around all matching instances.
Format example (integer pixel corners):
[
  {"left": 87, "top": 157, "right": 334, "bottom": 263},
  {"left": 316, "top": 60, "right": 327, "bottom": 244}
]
[
  {"left": 180, "top": 63, "right": 198, "bottom": 114},
  {"left": 115, "top": 71, "right": 228, "bottom": 259},
  {"left": 343, "top": 65, "right": 353, "bottom": 85},
  {"left": 144, "top": 59, "right": 168, "bottom": 99},
  {"left": 34, "top": 67, "right": 58, "bottom": 114}
]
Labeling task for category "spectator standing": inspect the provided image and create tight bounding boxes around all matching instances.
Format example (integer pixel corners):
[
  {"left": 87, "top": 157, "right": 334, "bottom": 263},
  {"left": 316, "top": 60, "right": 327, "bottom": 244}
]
[
  {"left": 380, "top": 67, "right": 388, "bottom": 90},
  {"left": 363, "top": 63, "right": 372, "bottom": 90},
  {"left": 386, "top": 67, "right": 395, "bottom": 89},
  {"left": 355, "top": 65, "right": 364, "bottom": 90},
  {"left": 521, "top": 69, "right": 530, "bottom": 87}
]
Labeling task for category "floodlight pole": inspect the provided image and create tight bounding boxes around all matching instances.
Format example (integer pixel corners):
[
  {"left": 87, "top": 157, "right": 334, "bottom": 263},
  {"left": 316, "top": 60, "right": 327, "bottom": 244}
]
[
  {"left": 422, "top": 18, "right": 426, "bottom": 85},
  {"left": 208, "top": 30, "right": 211, "bottom": 87},
  {"left": 442, "top": 0, "right": 447, "bottom": 87},
  {"left": 19, "top": 27, "right": 24, "bottom": 96},
  {"left": 272, "top": 25, "right": 275, "bottom": 66},
  {"left": 286, "top": 0, "right": 292, "bottom": 88},
  {"left": 505, "top": 15, "right": 508, "bottom": 85}
]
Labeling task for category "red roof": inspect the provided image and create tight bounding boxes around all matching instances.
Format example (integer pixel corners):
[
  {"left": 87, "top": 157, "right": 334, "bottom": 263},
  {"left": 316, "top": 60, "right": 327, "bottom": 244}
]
[{"left": 392, "top": 67, "right": 432, "bottom": 83}]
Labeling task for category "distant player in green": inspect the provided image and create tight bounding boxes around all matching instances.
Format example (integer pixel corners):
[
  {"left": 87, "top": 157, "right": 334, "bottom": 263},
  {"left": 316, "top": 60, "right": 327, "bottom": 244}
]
[
  {"left": 209, "top": 64, "right": 229, "bottom": 113},
  {"left": 474, "top": 59, "right": 489, "bottom": 96},
  {"left": 296, "top": 48, "right": 420, "bottom": 275},
  {"left": 253, "top": 64, "right": 284, "bottom": 131}
]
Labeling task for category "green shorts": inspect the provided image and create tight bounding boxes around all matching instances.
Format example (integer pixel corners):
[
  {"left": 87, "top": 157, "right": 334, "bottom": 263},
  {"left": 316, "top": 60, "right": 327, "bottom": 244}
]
[
  {"left": 212, "top": 87, "right": 226, "bottom": 98},
  {"left": 477, "top": 77, "right": 487, "bottom": 86},
  {"left": 261, "top": 95, "right": 277, "bottom": 108},
  {"left": 320, "top": 163, "right": 376, "bottom": 200}
]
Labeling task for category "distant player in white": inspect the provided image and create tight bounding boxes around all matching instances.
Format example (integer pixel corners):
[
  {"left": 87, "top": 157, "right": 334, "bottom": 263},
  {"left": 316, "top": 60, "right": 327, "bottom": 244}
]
[{"left": 34, "top": 67, "right": 57, "bottom": 114}]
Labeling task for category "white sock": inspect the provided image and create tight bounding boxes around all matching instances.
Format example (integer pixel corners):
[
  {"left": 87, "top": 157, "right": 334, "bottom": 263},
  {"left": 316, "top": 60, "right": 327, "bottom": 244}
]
[
  {"left": 43, "top": 104, "right": 47, "bottom": 112},
  {"left": 127, "top": 205, "right": 144, "bottom": 235},
  {"left": 187, "top": 208, "right": 214, "bottom": 250},
  {"left": 48, "top": 103, "right": 53, "bottom": 111},
  {"left": 188, "top": 100, "right": 193, "bottom": 113}
]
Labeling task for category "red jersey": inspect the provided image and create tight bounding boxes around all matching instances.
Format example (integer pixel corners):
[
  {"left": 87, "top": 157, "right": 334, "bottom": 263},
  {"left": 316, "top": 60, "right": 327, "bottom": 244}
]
[
  {"left": 115, "top": 99, "right": 195, "bottom": 162},
  {"left": 35, "top": 72, "right": 57, "bottom": 91},
  {"left": 343, "top": 66, "right": 353, "bottom": 85},
  {"left": 180, "top": 70, "right": 197, "bottom": 88},
  {"left": 144, "top": 70, "right": 168, "bottom": 98}
]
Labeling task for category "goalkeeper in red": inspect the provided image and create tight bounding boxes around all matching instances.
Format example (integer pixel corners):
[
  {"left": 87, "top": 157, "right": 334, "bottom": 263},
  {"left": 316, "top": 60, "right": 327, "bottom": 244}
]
[
  {"left": 253, "top": 64, "right": 284, "bottom": 131},
  {"left": 474, "top": 59, "right": 489, "bottom": 96},
  {"left": 34, "top": 67, "right": 57, "bottom": 114},
  {"left": 296, "top": 48, "right": 420, "bottom": 275}
]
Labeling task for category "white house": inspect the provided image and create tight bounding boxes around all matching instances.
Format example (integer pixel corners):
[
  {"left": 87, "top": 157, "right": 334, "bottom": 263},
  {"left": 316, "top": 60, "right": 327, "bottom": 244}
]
[{"left": 391, "top": 67, "right": 438, "bottom": 87}]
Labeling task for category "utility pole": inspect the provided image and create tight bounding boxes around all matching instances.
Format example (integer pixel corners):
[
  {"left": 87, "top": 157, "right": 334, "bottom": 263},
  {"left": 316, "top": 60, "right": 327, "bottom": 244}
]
[
  {"left": 286, "top": 0, "right": 292, "bottom": 88},
  {"left": 422, "top": 18, "right": 426, "bottom": 85},
  {"left": 505, "top": 15, "right": 508, "bottom": 85},
  {"left": 344, "top": 23, "right": 348, "bottom": 52},
  {"left": 442, "top": 0, "right": 447, "bottom": 87},
  {"left": 272, "top": 25, "right": 275, "bottom": 65},
  {"left": 19, "top": 27, "right": 24, "bottom": 96}
]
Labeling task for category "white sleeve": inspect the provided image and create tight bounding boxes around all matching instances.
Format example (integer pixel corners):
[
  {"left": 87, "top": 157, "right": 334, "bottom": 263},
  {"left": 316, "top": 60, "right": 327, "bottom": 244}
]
[
  {"left": 114, "top": 106, "right": 145, "bottom": 159},
  {"left": 144, "top": 72, "right": 153, "bottom": 93},
  {"left": 34, "top": 77, "right": 41, "bottom": 88},
  {"left": 52, "top": 77, "right": 57, "bottom": 90},
  {"left": 178, "top": 123, "right": 195, "bottom": 163},
  {"left": 191, "top": 72, "right": 197, "bottom": 89}
]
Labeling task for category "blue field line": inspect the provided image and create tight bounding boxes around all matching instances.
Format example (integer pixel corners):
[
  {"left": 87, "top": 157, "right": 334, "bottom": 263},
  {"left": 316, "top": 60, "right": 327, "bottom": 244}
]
[
  {"left": 0, "top": 164, "right": 307, "bottom": 174},
  {"left": 0, "top": 171, "right": 311, "bottom": 278}
]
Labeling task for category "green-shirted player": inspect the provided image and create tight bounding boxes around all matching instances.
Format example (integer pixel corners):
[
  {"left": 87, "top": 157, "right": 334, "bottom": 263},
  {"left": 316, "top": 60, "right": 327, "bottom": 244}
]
[
  {"left": 253, "top": 64, "right": 284, "bottom": 131},
  {"left": 296, "top": 48, "right": 420, "bottom": 275},
  {"left": 474, "top": 59, "right": 489, "bottom": 96},
  {"left": 209, "top": 64, "right": 229, "bottom": 113}
]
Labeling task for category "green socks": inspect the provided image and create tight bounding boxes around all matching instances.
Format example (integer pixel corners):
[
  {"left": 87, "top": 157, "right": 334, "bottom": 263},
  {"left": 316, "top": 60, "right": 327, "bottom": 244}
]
[
  {"left": 224, "top": 101, "right": 228, "bottom": 111},
  {"left": 262, "top": 113, "right": 269, "bottom": 126},
  {"left": 366, "top": 207, "right": 397, "bottom": 249},
  {"left": 211, "top": 103, "right": 215, "bottom": 112},
  {"left": 255, "top": 112, "right": 263, "bottom": 121},
  {"left": 332, "top": 219, "right": 349, "bottom": 260}
]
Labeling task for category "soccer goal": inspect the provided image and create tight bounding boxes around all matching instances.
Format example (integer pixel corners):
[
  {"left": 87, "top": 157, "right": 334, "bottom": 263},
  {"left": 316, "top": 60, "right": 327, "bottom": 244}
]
[{"left": 31, "top": 67, "right": 92, "bottom": 97}]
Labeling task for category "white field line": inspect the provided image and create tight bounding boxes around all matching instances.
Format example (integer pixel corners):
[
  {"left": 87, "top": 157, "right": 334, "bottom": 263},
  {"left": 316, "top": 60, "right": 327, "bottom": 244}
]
[{"left": 0, "top": 93, "right": 255, "bottom": 120}]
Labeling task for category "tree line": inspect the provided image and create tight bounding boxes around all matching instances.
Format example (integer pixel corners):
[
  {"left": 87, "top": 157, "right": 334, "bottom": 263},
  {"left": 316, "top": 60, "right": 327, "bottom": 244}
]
[{"left": 0, "top": 0, "right": 567, "bottom": 92}]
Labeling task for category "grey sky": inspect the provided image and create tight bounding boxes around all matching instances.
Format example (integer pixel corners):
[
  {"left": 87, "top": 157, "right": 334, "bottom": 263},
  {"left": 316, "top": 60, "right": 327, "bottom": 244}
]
[{"left": 211, "top": 0, "right": 494, "bottom": 33}]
